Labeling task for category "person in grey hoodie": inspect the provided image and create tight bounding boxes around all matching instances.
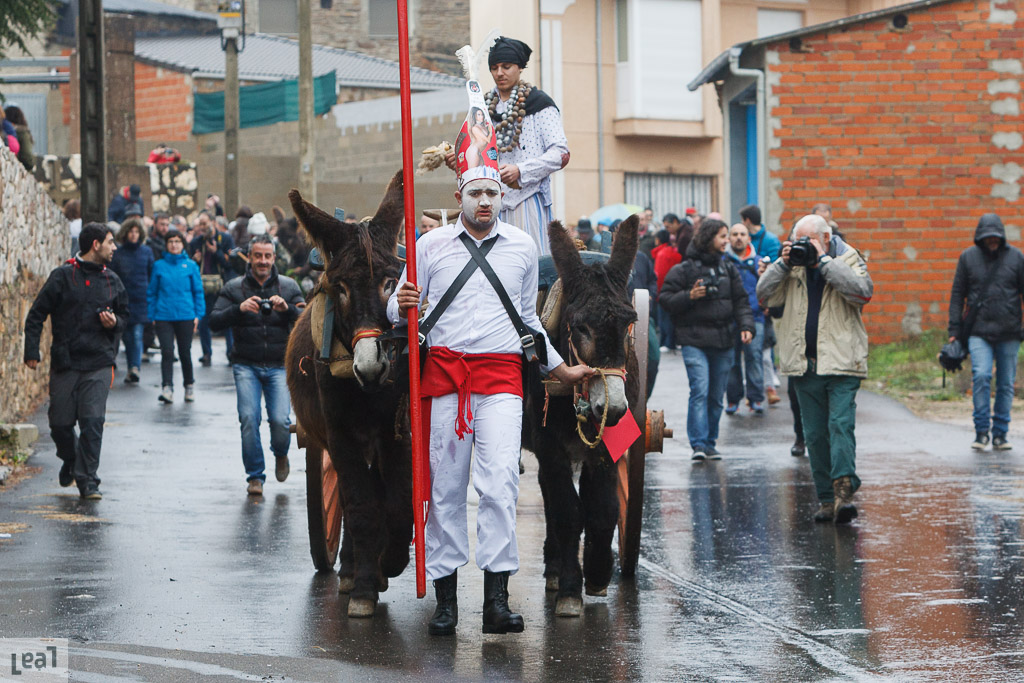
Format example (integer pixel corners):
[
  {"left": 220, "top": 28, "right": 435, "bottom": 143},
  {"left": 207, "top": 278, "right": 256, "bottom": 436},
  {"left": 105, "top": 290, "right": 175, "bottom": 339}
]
[{"left": 948, "top": 213, "right": 1024, "bottom": 452}]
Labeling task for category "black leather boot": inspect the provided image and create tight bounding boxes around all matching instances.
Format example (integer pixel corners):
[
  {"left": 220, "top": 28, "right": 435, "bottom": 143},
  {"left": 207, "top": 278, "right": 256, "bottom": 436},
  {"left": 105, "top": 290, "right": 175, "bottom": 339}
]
[
  {"left": 482, "top": 571, "right": 524, "bottom": 634},
  {"left": 428, "top": 570, "right": 458, "bottom": 636}
]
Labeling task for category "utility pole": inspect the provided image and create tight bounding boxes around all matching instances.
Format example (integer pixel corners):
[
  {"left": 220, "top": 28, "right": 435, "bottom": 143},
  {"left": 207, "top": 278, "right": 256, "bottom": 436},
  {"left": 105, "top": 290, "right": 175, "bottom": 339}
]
[
  {"left": 298, "top": 0, "right": 316, "bottom": 203},
  {"left": 218, "top": 2, "right": 244, "bottom": 215},
  {"left": 78, "top": 0, "right": 106, "bottom": 223},
  {"left": 224, "top": 38, "right": 239, "bottom": 215}
]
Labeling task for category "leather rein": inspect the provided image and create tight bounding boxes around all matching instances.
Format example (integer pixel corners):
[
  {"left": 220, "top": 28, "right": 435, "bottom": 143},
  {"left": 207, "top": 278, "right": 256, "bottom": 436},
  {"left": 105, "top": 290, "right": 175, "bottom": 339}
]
[{"left": 544, "top": 323, "right": 629, "bottom": 449}]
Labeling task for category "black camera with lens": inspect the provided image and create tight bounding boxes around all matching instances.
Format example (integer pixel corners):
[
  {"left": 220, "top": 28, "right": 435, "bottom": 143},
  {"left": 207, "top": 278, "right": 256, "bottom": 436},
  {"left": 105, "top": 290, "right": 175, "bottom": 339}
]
[
  {"left": 701, "top": 270, "right": 720, "bottom": 297},
  {"left": 788, "top": 237, "right": 818, "bottom": 268},
  {"left": 259, "top": 298, "right": 273, "bottom": 316}
]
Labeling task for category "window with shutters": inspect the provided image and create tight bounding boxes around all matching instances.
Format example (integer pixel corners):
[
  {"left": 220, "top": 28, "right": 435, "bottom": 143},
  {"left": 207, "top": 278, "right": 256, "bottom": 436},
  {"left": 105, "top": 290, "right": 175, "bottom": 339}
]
[
  {"left": 368, "top": 0, "right": 399, "bottom": 37},
  {"left": 615, "top": 0, "right": 703, "bottom": 121},
  {"left": 259, "top": 0, "right": 298, "bottom": 36}
]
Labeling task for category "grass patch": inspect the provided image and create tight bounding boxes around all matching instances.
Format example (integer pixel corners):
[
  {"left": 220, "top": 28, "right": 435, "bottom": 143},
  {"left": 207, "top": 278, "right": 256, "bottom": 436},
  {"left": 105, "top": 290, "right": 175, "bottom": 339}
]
[
  {"left": 868, "top": 329, "right": 951, "bottom": 397},
  {"left": 868, "top": 329, "right": 1024, "bottom": 402}
]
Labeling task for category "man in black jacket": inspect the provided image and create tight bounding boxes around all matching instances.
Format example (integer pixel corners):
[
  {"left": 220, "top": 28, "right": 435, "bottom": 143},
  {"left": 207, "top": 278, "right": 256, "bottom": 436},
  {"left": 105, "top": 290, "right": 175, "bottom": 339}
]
[
  {"left": 948, "top": 213, "right": 1024, "bottom": 451},
  {"left": 24, "top": 223, "right": 129, "bottom": 499},
  {"left": 189, "top": 211, "right": 236, "bottom": 365},
  {"left": 210, "top": 235, "right": 304, "bottom": 496}
]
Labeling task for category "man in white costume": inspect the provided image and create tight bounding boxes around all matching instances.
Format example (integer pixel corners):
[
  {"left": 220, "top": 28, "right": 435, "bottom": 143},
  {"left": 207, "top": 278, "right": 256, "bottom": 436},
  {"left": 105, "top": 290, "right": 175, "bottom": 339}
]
[{"left": 389, "top": 104, "right": 589, "bottom": 635}]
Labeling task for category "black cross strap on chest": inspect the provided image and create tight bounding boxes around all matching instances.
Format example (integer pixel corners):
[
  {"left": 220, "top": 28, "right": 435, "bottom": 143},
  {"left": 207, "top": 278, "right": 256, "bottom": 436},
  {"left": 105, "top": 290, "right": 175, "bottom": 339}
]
[
  {"left": 416, "top": 236, "right": 497, "bottom": 343},
  {"left": 458, "top": 232, "right": 548, "bottom": 366}
]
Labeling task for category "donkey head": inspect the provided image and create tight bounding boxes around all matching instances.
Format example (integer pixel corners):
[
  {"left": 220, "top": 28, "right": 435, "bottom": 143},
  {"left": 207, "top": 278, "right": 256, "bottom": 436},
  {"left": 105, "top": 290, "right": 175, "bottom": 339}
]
[
  {"left": 289, "top": 171, "right": 405, "bottom": 389},
  {"left": 548, "top": 216, "right": 639, "bottom": 424}
]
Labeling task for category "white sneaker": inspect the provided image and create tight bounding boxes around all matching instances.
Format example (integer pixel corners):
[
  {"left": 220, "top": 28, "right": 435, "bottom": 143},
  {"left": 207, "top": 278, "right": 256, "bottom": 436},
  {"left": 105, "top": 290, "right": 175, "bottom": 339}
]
[
  {"left": 184, "top": 385, "right": 195, "bottom": 402},
  {"left": 159, "top": 386, "right": 173, "bottom": 404}
]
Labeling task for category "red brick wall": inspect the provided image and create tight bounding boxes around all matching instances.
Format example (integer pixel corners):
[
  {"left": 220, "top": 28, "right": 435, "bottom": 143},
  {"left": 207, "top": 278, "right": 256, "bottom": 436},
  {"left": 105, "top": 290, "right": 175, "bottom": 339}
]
[
  {"left": 766, "top": 0, "right": 1024, "bottom": 343},
  {"left": 135, "top": 62, "right": 193, "bottom": 142}
]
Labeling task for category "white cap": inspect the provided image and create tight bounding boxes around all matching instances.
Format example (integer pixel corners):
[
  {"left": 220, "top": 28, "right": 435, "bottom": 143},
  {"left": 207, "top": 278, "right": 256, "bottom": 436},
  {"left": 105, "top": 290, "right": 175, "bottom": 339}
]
[{"left": 247, "top": 212, "right": 269, "bottom": 235}]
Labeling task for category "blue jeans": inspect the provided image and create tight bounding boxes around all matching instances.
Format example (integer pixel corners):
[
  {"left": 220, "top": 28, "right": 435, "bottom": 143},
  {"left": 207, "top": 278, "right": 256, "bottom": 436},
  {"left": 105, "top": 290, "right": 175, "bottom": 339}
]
[
  {"left": 122, "top": 323, "right": 145, "bottom": 369},
  {"left": 681, "top": 346, "right": 734, "bottom": 450},
  {"left": 727, "top": 320, "right": 765, "bottom": 405},
  {"left": 199, "top": 314, "right": 233, "bottom": 359},
  {"left": 657, "top": 304, "right": 675, "bottom": 349},
  {"left": 233, "top": 363, "right": 292, "bottom": 482},
  {"left": 969, "top": 336, "right": 1019, "bottom": 436}
]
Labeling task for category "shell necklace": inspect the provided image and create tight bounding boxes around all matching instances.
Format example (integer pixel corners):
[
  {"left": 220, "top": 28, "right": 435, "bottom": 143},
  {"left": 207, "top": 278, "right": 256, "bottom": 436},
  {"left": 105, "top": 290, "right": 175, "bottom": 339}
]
[{"left": 486, "top": 82, "right": 531, "bottom": 153}]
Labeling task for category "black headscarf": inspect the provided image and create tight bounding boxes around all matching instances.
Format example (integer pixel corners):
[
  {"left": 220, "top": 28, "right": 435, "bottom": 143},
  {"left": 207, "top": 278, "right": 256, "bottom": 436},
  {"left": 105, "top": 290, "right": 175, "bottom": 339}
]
[{"left": 489, "top": 37, "right": 532, "bottom": 68}]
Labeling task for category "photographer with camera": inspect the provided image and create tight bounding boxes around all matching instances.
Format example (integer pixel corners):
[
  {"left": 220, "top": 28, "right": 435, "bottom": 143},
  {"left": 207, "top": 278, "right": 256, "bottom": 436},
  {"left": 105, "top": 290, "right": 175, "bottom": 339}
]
[
  {"left": 756, "top": 214, "right": 872, "bottom": 524},
  {"left": 209, "top": 234, "right": 304, "bottom": 496},
  {"left": 947, "top": 213, "right": 1024, "bottom": 452},
  {"left": 189, "top": 211, "right": 235, "bottom": 366},
  {"left": 660, "top": 218, "right": 755, "bottom": 461}
]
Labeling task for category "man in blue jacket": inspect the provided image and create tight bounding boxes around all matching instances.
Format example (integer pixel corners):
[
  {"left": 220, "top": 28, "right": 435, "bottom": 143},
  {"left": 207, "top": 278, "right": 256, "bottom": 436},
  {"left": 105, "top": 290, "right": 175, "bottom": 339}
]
[
  {"left": 24, "top": 223, "right": 129, "bottom": 499},
  {"left": 725, "top": 222, "right": 765, "bottom": 414}
]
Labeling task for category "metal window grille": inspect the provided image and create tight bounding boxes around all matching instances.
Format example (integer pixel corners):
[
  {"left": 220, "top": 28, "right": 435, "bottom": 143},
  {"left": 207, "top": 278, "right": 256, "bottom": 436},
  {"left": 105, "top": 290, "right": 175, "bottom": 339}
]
[{"left": 624, "top": 172, "right": 716, "bottom": 219}]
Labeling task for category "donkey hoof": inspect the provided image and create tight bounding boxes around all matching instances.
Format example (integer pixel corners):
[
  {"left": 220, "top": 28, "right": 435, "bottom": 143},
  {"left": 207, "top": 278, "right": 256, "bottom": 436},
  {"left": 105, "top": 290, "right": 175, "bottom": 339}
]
[
  {"left": 338, "top": 576, "right": 355, "bottom": 594},
  {"left": 347, "top": 597, "right": 377, "bottom": 618},
  {"left": 545, "top": 575, "right": 559, "bottom": 592},
  {"left": 584, "top": 583, "right": 608, "bottom": 597},
  {"left": 554, "top": 596, "right": 583, "bottom": 617},
  {"left": 378, "top": 576, "right": 389, "bottom": 592}
]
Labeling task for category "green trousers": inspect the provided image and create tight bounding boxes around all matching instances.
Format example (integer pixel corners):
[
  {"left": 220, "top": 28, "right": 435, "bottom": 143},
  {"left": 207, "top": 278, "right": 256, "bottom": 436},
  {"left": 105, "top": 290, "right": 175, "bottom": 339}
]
[{"left": 791, "top": 369, "right": 862, "bottom": 503}]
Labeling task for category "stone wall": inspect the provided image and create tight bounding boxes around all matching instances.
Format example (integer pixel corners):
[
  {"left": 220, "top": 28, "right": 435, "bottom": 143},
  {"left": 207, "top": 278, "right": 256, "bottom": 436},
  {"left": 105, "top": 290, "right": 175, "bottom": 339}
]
[
  {"left": 33, "top": 156, "right": 202, "bottom": 223},
  {"left": 0, "top": 147, "right": 68, "bottom": 423}
]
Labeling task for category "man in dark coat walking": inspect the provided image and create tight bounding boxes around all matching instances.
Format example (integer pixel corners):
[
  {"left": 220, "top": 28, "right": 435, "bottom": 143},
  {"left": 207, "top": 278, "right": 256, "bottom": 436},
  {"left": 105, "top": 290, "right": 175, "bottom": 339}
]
[
  {"left": 948, "top": 213, "right": 1024, "bottom": 451},
  {"left": 24, "top": 222, "right": 130, "bottom": 499},
  {"left": 209, "top": 235, "right": 304, "bottom": 495}
]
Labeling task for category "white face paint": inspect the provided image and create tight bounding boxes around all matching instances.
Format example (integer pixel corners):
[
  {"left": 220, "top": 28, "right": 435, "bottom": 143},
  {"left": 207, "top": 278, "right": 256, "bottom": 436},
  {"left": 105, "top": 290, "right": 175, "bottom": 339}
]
[
  {"left": 352, "top": 337, "right": 389, "bottom": 388},
  {"left": 589, "top": 374, "right": 629, "bottom": 426},
  {"left": 458, "top": 179, "right": 502, "bottom": 230}
]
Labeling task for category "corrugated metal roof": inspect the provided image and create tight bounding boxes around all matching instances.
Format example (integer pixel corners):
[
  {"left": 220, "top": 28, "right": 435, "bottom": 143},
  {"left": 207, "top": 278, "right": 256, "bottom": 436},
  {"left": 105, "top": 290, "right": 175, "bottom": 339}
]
[{"left": 135, "top": 33, "right": 464, "bottom": 90}]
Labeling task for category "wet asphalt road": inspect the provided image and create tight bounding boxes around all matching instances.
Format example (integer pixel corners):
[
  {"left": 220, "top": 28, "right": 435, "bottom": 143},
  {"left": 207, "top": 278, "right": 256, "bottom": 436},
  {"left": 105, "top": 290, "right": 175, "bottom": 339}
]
[{"left": 3, "top": 340, "right": 1024, "bottom": 682}]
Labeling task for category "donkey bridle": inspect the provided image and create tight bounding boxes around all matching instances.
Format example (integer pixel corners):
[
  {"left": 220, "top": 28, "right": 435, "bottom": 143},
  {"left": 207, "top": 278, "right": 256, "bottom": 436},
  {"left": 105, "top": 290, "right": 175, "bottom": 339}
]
[{"left": 560, "top": 324, "right": 629, "bottom": 449}]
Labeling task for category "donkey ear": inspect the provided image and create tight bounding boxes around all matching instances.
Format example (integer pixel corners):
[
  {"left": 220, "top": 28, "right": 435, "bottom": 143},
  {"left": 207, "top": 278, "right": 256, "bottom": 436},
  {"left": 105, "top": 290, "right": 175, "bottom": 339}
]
[
  {"left": 288, "top": 188, "right": 345, "bottom": 255},
  {"left": 371, "top": 170, "right": 405, "bottom": 247},
  {"left": 608, "top": 214, "right": 640, "bottom": 288},
  {"left": 547, "top": 220, "right": 583, "bottom": 281}
]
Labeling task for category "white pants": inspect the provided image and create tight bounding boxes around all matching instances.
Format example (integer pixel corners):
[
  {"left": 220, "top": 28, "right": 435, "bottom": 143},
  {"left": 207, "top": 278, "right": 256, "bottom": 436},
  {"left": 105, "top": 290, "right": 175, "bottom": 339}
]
[{"left": 425, "top": 392, "right": 523, "bottom": 582}]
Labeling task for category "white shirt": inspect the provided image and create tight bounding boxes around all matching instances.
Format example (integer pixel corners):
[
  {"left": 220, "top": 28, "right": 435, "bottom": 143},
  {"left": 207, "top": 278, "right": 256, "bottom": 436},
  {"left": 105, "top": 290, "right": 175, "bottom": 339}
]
[
  {"left": 387, "top": 217, "right": 563, "bottom": 372},
  {"left": 494, "top": 95, "right": 569, "bottom": 211}
]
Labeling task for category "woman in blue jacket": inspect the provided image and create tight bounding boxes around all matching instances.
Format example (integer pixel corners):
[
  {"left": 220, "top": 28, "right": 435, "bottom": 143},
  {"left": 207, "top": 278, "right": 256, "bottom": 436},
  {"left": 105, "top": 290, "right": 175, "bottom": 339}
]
[
  {"left": 110, "top": 217, "right": 154, "bottom": 383},
  {"left": 148, "top": 229, "right": 205, "bottom": 403}
]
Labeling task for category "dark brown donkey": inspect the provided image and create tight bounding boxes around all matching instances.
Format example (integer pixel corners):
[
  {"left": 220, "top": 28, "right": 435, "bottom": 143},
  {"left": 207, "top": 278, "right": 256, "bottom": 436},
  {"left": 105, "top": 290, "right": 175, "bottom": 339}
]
[
  {"left": 522, "top": 216, "right": 640, "bottom": 617},
  {"left": 284, "top": 172, "right": 411, "bottom": 618}
]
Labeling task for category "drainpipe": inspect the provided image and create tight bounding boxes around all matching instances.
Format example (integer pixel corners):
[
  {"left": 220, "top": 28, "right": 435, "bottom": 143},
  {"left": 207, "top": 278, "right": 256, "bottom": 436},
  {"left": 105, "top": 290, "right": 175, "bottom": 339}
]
[
  {"left": 595, "top": 0, "right": 606, "bottom": 207},
  {"left": 728, "top": 47, "right": 765, "bottom": 216}
]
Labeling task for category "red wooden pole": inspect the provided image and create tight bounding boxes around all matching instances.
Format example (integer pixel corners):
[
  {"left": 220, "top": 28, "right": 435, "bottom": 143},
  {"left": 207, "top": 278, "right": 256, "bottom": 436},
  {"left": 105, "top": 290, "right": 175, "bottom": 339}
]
[{"left": 396, "top": 0, "right": 427, "bottom": 599}]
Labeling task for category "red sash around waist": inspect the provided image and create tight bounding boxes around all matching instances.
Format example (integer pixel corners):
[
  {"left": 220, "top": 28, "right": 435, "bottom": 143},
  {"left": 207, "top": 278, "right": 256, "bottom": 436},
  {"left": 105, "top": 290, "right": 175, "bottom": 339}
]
[{"left": 421, "top": 347, "right": 522, "bottom": 439}]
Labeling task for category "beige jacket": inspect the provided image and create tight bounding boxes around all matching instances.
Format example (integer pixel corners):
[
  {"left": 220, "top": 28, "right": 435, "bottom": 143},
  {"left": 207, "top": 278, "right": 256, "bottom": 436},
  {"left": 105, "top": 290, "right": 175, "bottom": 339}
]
[{"left": 755, "top": 238, "right": 872, "bottom": 377}]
